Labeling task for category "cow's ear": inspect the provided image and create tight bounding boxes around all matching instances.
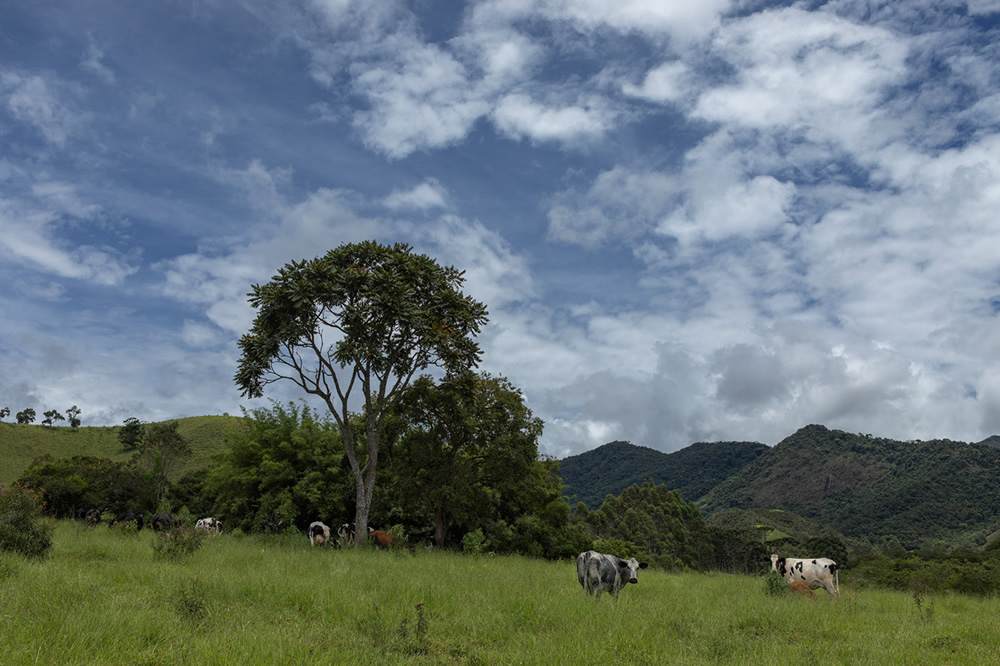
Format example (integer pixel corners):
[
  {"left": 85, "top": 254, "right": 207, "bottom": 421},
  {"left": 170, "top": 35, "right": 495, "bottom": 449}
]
[
  {"left": 639, "top": 562, "right": 648, "bottom": 569},
  {"left": 617, "top": 559, "right": 628, "bottom": 568}
]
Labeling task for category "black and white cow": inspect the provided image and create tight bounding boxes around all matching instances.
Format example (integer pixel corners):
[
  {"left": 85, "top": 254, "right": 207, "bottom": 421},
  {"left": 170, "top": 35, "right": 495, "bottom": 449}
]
[
  {"left": 338, "top": 523, "right": 357, "bottom": 543},
  {"left": 309, "top": 521, "right": 331, "bottom": 547},
  {"left": 576, "top": 550, "right": 648, "bottom": 601},
  {"left": 83, "top": 508, "right": 102, "bottom": 526},
  {"left": 111, "top": 512, "right": 144, "bottom": 531},
  {"left": 263, "top": 521, "right": 283, "bottom": 534},
  {"left": 770, "top": 553, "right": 840, "bottom": 597},
  {"left": 151, "top": 513, "right": 174, "bottom": 532},
  {"left": 195, "top": 517, "right": 223, "bottom": 534}
]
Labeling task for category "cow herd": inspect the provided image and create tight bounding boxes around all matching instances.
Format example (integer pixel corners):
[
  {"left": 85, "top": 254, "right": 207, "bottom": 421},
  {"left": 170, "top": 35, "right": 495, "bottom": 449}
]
[
  {"left": 574, "top": 549, "right": 840, "bottom": 602},
  {"left": 74, "top": 510, "right": 838, "bottom": 601}
]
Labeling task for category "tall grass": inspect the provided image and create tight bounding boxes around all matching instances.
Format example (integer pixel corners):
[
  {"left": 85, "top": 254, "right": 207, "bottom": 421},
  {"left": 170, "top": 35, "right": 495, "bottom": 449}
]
[{"left": 2, "top": 522, "right": 999, "bottom": 664}]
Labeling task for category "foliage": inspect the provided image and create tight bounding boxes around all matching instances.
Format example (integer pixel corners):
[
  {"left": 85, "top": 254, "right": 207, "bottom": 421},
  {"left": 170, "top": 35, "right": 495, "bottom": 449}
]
[
  {"left": 391, "top": 372, "right": 545, "bottom": 548},
  {"left": 0, "top": 485, "right": 53, "bottom": 559},
  {"left": 234, "top": 240, "right": 489, "bottom": 544},
  {"left": 699, "top": 424, "right": 1000, "bottom": 550},
  {"left": 560, "top": 440, "right": 768, "bottom": 509},
  {"left": 137, "top": 421, "right": 192, "bottom": 506},
  {"left": 850, "top": 550, "right": 1000, "bottom": 596},
  {"left": 204, "top": 401, "right": 350, "bottom": 533},
  {"left": 15, "top": 455, "right": 154, "bottom": 518},
  {"left": 16, "top": 408, "right": 35, "bottom": 424},
  {"left": 118, "top": 417, "right": 145, "bottom": 450},
  {"left": 151, "top": 524, "right": 206, "bottom": 560},
  {"left": 763, "top": 570, "right": 788, "bottom": 596},
  {"left": 42, "top": 410, "right": 65, "bottom": 426},
  {"left": 576, "top": 480, "right": 715, "bottom": 570},
  {"left": 66, "top": 405, "right": 81, "bottom": 428},
  {"left": 462, "top": 528, "right": 486, "bottom": 555}
]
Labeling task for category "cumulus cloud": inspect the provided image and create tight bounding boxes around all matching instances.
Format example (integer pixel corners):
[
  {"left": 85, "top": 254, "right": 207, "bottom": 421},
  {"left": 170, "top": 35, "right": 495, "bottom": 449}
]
[
  {"left": 383, "top": 179, "right": 449, "bottom": 211},
  {"left": 1, "top": 70, "right": 85, "bottom": 146}
]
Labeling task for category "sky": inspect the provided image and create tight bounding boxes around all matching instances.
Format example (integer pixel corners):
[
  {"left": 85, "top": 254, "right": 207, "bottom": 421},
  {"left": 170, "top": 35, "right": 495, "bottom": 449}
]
[{"left": 2, "top": 0, "right": 1000, "bottom": 458}]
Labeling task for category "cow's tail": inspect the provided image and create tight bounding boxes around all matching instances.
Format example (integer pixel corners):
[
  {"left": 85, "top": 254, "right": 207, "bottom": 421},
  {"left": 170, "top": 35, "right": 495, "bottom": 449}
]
[{"left": 831, "top": 563, "right": 840, "bottom": 598}]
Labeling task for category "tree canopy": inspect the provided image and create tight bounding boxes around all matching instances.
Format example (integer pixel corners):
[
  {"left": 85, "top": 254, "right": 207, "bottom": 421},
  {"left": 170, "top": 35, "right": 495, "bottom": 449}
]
[{"left": 234, "top": 240, "right": 489, "bottom": 543}]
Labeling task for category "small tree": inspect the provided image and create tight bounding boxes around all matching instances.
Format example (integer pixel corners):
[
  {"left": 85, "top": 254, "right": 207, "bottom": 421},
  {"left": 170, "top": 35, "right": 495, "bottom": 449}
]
[
  {"left": 118, "top": 417, "right": 145, "bottom": 450},
  {"left": 15, "top": 408, "right": 35, "bottom": 424},
  {"left": 138, "top": 422, "right": 192, "bottom": 506},
  {"left": 235, "top": 241, "right": 489, "bottom": 544},
  {"left": 66, "top": 406, "right": 81, "bottom": 428},
  {"left": 0, "top": 407, "right": 9, "bottom": 421},
  {"left": 0, "top": 485, "right": 53, "bottom": 559},
  {"left": 41, "top": 410, "right": 65, "bottom": 426}
]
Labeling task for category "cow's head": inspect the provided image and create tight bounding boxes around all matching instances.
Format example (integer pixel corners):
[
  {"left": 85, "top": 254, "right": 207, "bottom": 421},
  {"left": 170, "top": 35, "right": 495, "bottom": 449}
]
[
  {"left": 617, "top": 557, "right": 648, "bottom": 584},
  {"left": 770, "top": 554, "right": 787, "bottom": 575}
]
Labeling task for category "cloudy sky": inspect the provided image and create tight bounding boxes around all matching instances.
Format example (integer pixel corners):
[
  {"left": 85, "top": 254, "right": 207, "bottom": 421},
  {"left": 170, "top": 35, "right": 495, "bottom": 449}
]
[{"left": 3, "top": 0, "right": 1000, "bottom": 457}]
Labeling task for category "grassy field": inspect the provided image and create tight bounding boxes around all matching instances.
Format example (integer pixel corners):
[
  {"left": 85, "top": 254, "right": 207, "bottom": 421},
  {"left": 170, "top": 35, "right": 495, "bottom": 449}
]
[
  {"left": 0, "top": 416, "right": 244, "bottom": 485},
  {"left": 1, "top": 523, "right": 998, "bottom": 664}
]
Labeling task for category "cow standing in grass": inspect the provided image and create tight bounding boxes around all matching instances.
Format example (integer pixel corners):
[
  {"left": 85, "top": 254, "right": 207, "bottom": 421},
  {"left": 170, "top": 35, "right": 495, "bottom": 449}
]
[
  {"left": 771, "top": 553, "right": 839, "bottom": 597},
  {"left": 196, "top": 517, "right": 223, "bottom": 534},
  {"left": 309, "top": 521, "right": 330, "bottom": 547},
  {"left": 576, "top": 550, "right": 648, "bottom": 601},
  {"left": 368, "top": 527, "right": 394, "bottom": 548}
]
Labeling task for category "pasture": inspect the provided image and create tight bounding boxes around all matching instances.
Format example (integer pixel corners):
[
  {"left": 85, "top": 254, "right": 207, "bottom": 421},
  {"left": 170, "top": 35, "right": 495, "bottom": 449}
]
[{"left": 1, "top": 523, "right": 999, "bottom": 664}]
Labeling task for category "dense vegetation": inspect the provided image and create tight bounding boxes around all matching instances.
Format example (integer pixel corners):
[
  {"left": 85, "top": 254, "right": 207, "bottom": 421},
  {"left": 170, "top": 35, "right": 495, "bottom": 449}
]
[
  {"left": 698, "top": 424, "right": 1000, "bottom": 550},
  {"left": 4, "top": 522, "right": 1000, "bottom": 664},
  {"left": 559, "top": 439, "right": 767, "bottom": 508}
]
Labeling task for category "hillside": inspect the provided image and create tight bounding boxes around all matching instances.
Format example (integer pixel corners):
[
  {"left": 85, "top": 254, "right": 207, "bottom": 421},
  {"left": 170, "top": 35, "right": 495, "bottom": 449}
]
[
  {"left": 559, "top": 439, "right": 768, "bottom": 509},
  {"left": 0, "top": 415, "right": 246, "bottom": 485},
  {"left": 697, "top": 424, "right": 1000, "bottom": 549}
]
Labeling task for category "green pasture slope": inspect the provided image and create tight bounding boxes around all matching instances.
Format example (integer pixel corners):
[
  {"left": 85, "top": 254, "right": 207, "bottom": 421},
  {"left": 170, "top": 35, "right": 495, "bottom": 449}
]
[
  {"left": 2, "top": 523, "right": 999, "bottom": 664},
  {"left": 0, "top": 415, "right": 245, "bottom": 485}
]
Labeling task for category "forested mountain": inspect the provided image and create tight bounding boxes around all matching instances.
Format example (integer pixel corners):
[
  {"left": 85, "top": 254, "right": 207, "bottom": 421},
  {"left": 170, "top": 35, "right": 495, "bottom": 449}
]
[
  {"left": 697, "top": 424, "right": 1000, "bottom": 550},
  {"left": 559, "top": 439, "right": 768, "bottom": 509}
]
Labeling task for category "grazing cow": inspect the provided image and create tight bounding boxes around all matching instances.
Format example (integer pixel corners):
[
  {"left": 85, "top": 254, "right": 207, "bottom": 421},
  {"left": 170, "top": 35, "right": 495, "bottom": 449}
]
[
  {"left": 195, "top": 517, "right": 223, "bottom": 534},
  {"left": 151, "top": 513, "right": 174, "bottom": 532},
  {"left": 309, "top": 521, "right": 331, "bottom": 547},
  {"left": 84, "top": 508, "right": 101, "bottom": 526},
  {"left": 368, "top": 527, "right": 394, "bottom": 548},
  {"left": 576, "top": 550, "right": 648, "bottom": 601},
  {"left": 790, "top": 580, "right": 817, "bottom": 599},
  {"left": 111, "top": 512, "right": 144, "bottom": 531},
  {"left": 264, "top": 521, "right": 283, "bottom": 534},
  {"left": 338, "top": 523, "right": 357, "bottom": 542},
  {"left": 771, "top": 553, "right": 840, "bottom": 598}
]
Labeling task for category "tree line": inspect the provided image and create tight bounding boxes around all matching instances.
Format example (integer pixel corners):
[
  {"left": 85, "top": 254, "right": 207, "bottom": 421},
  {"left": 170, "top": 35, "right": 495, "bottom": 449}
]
[{"left": 1, "top": 406, "right": 82, "bottom": 427}]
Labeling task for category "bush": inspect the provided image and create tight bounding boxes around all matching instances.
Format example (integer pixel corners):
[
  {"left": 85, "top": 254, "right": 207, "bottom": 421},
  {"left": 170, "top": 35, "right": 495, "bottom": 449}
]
[
  {"left": 152, "top": 525, "right": 206, "bottom": 560},
  {"left": 763, "top": 571, "right": 788, "bottom": 596},
  {"left": 0, "top": 486, "right": 53, "bottom": 559},
  {"left": 462, "top": 529, "right": 486, "bottom": 555}
]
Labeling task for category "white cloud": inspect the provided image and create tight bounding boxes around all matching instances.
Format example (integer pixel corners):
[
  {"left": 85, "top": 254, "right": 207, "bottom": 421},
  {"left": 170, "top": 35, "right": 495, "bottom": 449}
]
[
  {"left": 383, "top": 179, "right": 449, "bottom": 211},
  {"left": 1, "top": 70, "right": 84, "bottom": 146},
  {"left": 492, "top": 93, "right": 614, "bottom": 144},
  {"left": 80, "top": 35, "right": 116, "bottom": 85},
  {"left": 623, "top": 61, "right": 691, "bottom": 104}
]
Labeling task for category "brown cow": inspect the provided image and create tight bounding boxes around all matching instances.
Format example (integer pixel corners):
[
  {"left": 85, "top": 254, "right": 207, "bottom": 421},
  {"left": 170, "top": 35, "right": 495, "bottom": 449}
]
[
  {"left": 790, "top": 580, "right": 817, "bottom": 599},
  {"left": 368, "top": 527, "right": 394, "bottom": 548}
]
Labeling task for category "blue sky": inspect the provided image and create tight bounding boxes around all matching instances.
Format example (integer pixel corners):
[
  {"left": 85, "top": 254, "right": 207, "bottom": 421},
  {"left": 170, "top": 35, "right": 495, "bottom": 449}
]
[{"left": 3, "top": 0, "right": 1000, "bottom": 457}]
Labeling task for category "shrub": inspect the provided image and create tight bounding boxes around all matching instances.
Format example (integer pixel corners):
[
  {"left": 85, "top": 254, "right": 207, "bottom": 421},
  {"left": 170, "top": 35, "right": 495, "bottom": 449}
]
[
  {"left": 462, "top": 529, "right": 486, "bottom": 555},
  {"left": 152, "top": 525, "right": 206, "bottom": 560},
  {"left": 0, "top": 486, "right": 53, "bottom": 559},
  {"left": 763, "top": 571, "right": 788, "bottom": 596}
]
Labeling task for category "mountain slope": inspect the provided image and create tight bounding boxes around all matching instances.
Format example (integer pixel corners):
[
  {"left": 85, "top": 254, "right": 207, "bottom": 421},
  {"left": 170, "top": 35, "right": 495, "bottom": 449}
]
[
  {"left": 697, "top": 424, "right": 1000, "bottom": 548},
  {"left": 559, "top": 439, "right": 768, "bottom": 509}
]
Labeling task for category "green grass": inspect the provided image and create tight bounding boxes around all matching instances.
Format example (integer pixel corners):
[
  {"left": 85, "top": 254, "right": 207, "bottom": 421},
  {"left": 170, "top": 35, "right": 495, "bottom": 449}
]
[
  {"left": 2, "top": 523, "right": 1000, "bottom": 664},
  {"left": 0, "top": 416, "right": 245, "bottom": 485}
]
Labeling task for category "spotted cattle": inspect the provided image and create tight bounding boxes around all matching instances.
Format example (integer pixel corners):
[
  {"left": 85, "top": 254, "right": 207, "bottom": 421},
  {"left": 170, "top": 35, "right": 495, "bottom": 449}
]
[
  {"left": 576, "top": 550, "right": 648, "bottom": 601},
  {"left": 771, "top": 553, "right": 839, "bottom": 597},
  {"left": 309, "top": 521, "right": 331, "bottom": 547}
]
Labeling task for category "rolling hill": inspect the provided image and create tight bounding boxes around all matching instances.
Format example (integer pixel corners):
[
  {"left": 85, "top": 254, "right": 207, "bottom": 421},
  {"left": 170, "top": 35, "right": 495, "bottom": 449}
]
[
  {"left": 558, "top": 439, "right": 768, "bottom": 509},
  {"left": 0, "top": 415, "right": 245, "bottom": 485}
]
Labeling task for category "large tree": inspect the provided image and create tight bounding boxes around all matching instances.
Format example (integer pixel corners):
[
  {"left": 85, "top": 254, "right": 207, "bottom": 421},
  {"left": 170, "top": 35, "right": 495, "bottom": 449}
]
[
  {"left": 137, "top": 421, "right": 192, "bottom": 506},
  {"left": 392, "top": 372, "right": 544, "bottom": 548},
  {"left": 235, "top": 241, "right": 489, "bottom": 544}
]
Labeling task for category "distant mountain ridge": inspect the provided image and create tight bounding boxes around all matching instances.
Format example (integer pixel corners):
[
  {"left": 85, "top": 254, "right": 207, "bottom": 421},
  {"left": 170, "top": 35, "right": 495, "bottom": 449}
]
[
  {"left": 558, "top": 439, "right": 768, "bottom": 509},
  {"left": 560, "top": 425, "right": 1000, "bottom": 549}
]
